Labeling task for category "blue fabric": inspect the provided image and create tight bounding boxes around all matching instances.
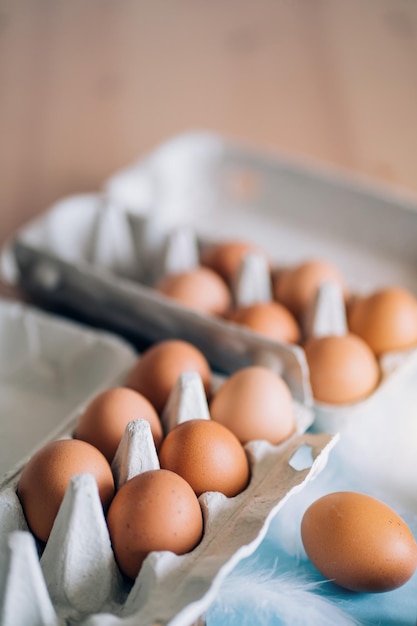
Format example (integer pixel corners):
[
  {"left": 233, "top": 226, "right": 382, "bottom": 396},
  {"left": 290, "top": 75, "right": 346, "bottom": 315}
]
[{"left": 207, "top": 435, "right": 417, "bottom": 626}]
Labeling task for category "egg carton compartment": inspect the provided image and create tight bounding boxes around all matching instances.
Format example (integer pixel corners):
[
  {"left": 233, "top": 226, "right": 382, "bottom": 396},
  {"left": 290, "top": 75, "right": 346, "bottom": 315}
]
[
  {"left": 3, "top": 133, "right": 417, "bottom": 438},
  {"left": 0, "top": 300, "right": 337, "bottom": 625}
]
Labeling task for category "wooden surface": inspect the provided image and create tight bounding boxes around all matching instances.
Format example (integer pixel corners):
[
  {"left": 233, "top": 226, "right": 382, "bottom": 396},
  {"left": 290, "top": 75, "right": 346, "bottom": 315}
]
[{"left": 1, "top": 0, "right": 417, "bottom": 256}]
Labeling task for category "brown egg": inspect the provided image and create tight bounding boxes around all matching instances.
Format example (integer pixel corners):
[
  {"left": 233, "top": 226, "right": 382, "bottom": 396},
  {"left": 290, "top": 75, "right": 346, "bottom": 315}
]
[
  {"left": 17, "top": 439, "right": 114, "bottom": 542},
  {"left": 347, "top": 287, "right": 417, "bottom": 356},
  {"left": 126, "top": 340, "right": 212, "bottom": 414},
  {"left": 74, "top": 387, "right": 163, "bottom": 463},
  {"left": 304, "top": 334, "right": 380, "bottom": 405},
  {"left": 301, "top": 491, "right": 417, "bottom": 592},
  {"left": 159, "top": 419, "right": 250, "bottom": 497},
  {"left": 210, "top": 366, "right": 296, "bottom": 445},
  {"left": 155, "top": 267, "right": 232, "bottom": 316},
  {"left": 226, "top": 301, "right": 300, "bottom": 344},
  {"left": 107, "top": 469, "right": 203, "bottom": 579},
  {"left": 201, "top": 240, "right": 269, "bottom": 285},
  {"left": 273, "top": 259, "right": 346, "bottom": 320}
]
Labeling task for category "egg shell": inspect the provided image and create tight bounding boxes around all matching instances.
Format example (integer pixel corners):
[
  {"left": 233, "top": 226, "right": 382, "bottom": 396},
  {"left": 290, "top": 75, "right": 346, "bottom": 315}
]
[
  {"left": 106, "top": 468, "right": 203, "bottom": 580},
  {"left": 347, "top": 287, "right": 417, "bottom": 356},
  {"left": 209, "top": 365, "right": 296, "bottom": 445},
  {"left": 273, "top": 259, "right": 346, "bottom": 320},
  {"left": 158, "top": 419, "right": 250, "bottom": 497},
  {"left": 74, "top": 387, "right": 163, "bottom": 463},
  {"left": 201, "top": 240, "right": 269, "bottom": 285},
  {"left": 155, "top": 266, "right": 232, "bottom": 316},
  {"left": 226, "top": 301, "right": 300, "bottom": 344},
  {"left": 304, "top": 333, "right": 380, "bottom": 405},
  {"left": 126, "top": 340, "right": 212, "bottom": 415},
  {"left": 17, "top": 439, "right": 114, "bottom": 543},
  {"left": 301, "top": 491, "right": 417, "bottom": 592}
]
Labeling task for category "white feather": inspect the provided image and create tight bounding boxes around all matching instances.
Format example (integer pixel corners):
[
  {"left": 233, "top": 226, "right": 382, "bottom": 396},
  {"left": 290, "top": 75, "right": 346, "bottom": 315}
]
[{"left": 206, "top": 558, "right": 359, "bottom": 626}]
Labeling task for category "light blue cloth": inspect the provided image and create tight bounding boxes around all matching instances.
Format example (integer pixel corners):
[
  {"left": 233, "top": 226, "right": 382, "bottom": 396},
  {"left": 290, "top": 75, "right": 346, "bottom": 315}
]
[{"left": 207, "top": 434, "right": 417, "bottom": 626}]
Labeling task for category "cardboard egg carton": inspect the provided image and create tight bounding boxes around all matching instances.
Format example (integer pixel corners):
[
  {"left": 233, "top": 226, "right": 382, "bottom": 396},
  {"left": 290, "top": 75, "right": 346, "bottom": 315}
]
[
  {"left": 4, "top": 144, "right": 417, "bottom": 440},
  {"left": 0, "top": 298, "right": 337, "bottom": 626},
  {"left": 1, "top": 192, "right": 311, "bottom": 406}
]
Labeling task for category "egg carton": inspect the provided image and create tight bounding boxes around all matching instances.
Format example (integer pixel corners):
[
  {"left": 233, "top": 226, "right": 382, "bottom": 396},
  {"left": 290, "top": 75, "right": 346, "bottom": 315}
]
[
  {"left": 0, "top": 192, "right": 310, "bottom": 406},
  {"left": 0, "top": 298, "right": 337, "bottom": 625},
  {"left": 3, "top": 132, "right": 417, "bottom": 437}
]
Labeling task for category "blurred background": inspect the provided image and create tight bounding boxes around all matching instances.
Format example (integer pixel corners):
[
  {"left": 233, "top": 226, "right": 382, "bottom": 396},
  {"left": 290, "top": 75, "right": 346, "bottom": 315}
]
[{"left": 1, "top": 0, "right": 417, "bottom": 248}]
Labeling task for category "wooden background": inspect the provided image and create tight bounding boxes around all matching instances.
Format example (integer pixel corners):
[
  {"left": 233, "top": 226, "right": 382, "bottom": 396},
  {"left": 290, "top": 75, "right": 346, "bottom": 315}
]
[{"left": 1, "top": 0, "right": 417, "bottom": 256}]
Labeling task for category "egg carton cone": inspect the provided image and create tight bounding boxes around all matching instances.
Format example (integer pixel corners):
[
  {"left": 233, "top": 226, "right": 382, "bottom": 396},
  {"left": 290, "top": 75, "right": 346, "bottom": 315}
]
[
  {"left": 0, "top": 531, "right": 59, "bottom": 626},
  {"left": 111, "top": 419, "right": 160, "bottom": 490},
  {"left": 87, "top": 199, "right": 141, "bottom": 282},
  {"left": 160, "top": 227, "right": 200, "bottom": 281},
  {"left": 230, "top": 252, "right": 272, "bottom": 308},
  {"left": 161, "top": 371, "right": 211, "bottom": 434},
  {"left": 40, "top": 473, "right": 124, "bottom": 621},
  {"left": 303, "top": 280, "right": 348, "bottom": 339},
  {"left": 0, "top": 346, "right": 336, "bottom": 625}
]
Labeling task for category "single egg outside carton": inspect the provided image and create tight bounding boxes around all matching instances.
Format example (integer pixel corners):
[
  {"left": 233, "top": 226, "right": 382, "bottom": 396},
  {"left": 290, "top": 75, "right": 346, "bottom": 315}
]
[{"left": 301, "top": 491, "right": 417, "bottom": 592}]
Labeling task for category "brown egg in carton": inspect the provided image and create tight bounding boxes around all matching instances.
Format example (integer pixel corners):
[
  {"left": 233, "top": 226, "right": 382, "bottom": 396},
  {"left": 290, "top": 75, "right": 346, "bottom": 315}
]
[{"left": 0, "top": 362, "right": 336, "bottom": 625}]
